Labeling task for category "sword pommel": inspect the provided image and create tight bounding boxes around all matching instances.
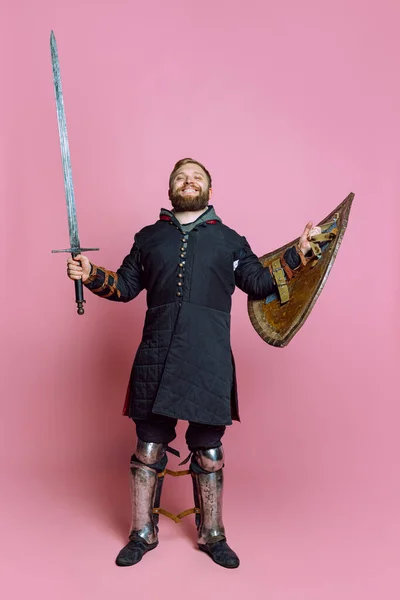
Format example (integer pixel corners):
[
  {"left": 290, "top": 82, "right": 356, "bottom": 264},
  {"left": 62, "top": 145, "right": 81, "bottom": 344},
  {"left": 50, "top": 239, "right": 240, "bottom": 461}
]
[{"left": 75, "top": 280, "right": 85, "bottom": 315}]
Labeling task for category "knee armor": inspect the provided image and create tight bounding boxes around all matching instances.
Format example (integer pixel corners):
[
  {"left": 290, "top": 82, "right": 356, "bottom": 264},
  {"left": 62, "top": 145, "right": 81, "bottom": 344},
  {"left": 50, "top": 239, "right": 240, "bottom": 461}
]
[
  {"left": 134, "top": 439, "right": 167, "bottom": 469},
  {"left": 192, "top": 446, "right": 224, "bottom": 472}
]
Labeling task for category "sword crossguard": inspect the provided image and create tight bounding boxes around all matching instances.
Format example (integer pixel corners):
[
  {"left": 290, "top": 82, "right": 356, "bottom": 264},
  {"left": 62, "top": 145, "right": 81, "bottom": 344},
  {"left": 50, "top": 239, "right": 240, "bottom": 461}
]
[{"left": 51, "top": 247, "right": 100, "bottom": 254}]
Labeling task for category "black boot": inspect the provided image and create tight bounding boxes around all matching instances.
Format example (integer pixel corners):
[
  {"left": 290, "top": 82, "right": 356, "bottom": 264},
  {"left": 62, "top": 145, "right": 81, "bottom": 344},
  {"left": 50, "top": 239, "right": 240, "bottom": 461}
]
[
  {"left": 198, "top": 539, "right": 240, "bottom": 569},
  {"left": 115, "top": 534, "right": 158, "bottom": 567}
]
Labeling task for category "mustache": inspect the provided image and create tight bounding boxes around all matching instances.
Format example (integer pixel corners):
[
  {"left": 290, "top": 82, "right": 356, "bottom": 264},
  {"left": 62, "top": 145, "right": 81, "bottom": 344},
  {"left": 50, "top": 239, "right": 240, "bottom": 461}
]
[{"left": 178, "top": 184, "right": 200, "bottom": 192}]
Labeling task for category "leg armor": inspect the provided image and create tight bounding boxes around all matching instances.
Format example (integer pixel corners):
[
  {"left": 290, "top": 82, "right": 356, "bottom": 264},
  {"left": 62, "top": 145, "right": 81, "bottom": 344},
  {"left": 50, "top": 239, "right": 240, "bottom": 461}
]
[
  {"left": 115, "top": 439, "right": 167, "bottom": 567},
  {"left": 191, "top": 446, "right": 225, "bottom": 544},
  {"left": 191, "top": 446, "right": 240, "bottom": 568},
  {"left": 129, "top": 439, "right": 167, "bottom": 544}
]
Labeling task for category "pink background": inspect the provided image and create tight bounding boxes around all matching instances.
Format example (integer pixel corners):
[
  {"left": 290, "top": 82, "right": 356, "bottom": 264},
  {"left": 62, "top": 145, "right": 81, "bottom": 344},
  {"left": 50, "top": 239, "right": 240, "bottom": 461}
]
[{"left": 2, "top": 0, "right": 399, "bottom": 598}]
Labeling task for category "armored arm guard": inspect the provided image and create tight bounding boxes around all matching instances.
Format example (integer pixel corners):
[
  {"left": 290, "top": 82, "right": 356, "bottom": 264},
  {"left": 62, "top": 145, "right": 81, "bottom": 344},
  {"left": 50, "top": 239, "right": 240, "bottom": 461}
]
[{"left": 84, "top": 241, "right": 144, "bottom": 302}]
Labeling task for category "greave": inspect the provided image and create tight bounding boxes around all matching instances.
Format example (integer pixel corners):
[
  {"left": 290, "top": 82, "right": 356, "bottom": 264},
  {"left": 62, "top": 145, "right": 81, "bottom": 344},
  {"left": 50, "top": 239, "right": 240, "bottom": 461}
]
[
  {"left": 129, "top": 440, "right": 167, "bottom": 544},
  {"left": 191, "top": 446, "right": 226, "bottom": 544}
]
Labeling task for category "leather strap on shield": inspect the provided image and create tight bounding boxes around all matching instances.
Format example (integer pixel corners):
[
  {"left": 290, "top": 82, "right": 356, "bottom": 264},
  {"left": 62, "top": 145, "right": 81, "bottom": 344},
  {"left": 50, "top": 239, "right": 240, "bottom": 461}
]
[
  {"left": 248, "top": 193, "right": 354, "bottom": 347},
  {"left": 271, "top": 258, "right": 290, "bottom": 304}
]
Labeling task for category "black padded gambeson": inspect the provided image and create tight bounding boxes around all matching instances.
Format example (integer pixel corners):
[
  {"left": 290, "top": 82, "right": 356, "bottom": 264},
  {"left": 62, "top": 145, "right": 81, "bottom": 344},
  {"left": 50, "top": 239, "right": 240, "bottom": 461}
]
[{"left": 84, "top": 207, "right": 302, "bottom": 425}]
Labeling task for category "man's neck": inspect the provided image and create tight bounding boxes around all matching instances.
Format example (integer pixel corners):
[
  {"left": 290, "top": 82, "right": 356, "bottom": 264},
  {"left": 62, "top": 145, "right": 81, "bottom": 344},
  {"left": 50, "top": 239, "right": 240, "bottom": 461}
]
[{"left": 173, "top": 207, "right": 209, "bottom": 225}]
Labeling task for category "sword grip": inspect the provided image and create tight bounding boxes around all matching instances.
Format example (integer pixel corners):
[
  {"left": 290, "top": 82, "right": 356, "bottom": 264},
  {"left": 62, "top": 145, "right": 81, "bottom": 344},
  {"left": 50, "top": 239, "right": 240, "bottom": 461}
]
[
  {"left": 74, "top": 279, "right": 85, "bottom": 315},
  {"left": 72, "top": 252, "right": 86, "bottom": 315}
]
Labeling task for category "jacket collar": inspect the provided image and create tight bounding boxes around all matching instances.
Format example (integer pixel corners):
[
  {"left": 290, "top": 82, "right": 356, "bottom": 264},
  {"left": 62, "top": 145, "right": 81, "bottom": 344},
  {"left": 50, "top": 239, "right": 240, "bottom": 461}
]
[{"left": 159, "top": 206, "right": 222, "bottom": 232}]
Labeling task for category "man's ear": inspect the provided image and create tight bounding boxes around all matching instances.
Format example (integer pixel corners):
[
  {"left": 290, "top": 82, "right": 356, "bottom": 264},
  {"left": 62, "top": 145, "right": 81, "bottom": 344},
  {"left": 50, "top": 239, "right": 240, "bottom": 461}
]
[{"left": 209, "top": 187, "right": 213, "bottom": 199}]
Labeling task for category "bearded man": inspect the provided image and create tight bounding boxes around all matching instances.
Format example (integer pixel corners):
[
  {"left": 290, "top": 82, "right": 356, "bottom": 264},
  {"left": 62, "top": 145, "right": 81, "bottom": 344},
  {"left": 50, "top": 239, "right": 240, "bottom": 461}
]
[{"left": 67, "top": 158, "right": 320, "bottom": 569}]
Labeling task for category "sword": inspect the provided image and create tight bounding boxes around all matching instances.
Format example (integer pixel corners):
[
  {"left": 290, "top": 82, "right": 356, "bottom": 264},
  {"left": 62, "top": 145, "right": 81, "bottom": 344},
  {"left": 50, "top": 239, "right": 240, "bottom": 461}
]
[{"left": 50, "top": 31, "right": 99, "bottom": 315}]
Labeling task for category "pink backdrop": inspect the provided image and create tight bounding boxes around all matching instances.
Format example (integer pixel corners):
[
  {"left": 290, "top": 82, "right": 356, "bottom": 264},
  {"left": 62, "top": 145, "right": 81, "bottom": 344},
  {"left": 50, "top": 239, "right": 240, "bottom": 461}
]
[{"left": 2, "top": 0, "right": 399, "bottom": 598}]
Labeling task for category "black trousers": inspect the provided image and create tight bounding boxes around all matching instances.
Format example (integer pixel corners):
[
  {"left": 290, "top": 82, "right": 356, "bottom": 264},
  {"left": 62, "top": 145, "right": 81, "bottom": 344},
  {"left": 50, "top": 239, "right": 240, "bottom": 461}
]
[{"left": 133, "top": 414, "right": 226, "bottom": 451}]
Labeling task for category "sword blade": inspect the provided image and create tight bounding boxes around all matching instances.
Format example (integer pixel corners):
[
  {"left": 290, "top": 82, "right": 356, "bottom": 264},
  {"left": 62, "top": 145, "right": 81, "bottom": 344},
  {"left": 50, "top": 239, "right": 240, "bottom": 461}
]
[{"left": 50, "top": 31, "right": 80, "bottom": 251}]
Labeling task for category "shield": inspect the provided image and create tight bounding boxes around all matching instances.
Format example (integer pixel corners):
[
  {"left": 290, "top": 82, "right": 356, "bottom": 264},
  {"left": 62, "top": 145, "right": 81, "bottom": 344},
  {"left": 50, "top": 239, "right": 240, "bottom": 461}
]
[{"left": 247, "top": 193, "right": 354, "bottom": 347}]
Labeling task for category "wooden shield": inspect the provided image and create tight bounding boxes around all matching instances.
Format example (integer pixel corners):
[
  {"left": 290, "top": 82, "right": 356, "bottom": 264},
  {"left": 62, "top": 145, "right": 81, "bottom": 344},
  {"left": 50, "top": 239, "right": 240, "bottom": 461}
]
[{"left": 247, "top": 193, "right": 354, "bottom": 347}]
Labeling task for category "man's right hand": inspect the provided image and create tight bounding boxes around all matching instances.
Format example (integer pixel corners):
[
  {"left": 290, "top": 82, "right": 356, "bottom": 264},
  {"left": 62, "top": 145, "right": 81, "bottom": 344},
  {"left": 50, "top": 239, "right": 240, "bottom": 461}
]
[{"left": 67, "top": 254, "right": 91, "bottom": 283}]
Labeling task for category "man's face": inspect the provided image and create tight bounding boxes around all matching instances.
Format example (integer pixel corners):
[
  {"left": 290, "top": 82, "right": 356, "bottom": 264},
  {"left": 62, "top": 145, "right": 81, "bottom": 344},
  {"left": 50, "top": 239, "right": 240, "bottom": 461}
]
[{"left": 169, "top": 163, "right": 212, "bottom": 212}]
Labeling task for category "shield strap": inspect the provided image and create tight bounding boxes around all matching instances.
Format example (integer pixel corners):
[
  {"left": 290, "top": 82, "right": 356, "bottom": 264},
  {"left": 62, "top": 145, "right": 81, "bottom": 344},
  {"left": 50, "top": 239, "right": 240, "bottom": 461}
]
[{"left": 271, "top": 259, "right": 290, "bottom": 304}]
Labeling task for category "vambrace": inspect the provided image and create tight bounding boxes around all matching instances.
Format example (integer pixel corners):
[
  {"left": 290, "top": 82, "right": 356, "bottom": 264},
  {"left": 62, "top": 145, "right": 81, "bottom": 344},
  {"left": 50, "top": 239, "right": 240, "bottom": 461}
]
[
  {"left": 83, "top": 243, "right": 143, "bottom": 302},
  {"left": 83, "top": 265, "right": 122, "bottom": 300}
]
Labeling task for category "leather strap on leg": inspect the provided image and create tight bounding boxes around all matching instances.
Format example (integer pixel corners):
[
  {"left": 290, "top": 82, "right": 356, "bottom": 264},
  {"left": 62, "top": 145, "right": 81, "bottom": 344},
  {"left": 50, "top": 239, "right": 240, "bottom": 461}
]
[{"left": 152, "top": 468, "right": 201, "bottom": 523}]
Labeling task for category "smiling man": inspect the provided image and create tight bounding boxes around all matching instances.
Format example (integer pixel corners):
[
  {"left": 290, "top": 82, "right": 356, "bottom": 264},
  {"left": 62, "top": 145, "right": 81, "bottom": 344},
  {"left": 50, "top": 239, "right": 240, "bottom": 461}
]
[
  {"left": 67, "top": 158, "right": 320, "bottom": 569},
  {"left": 169, "top": 161, "right": 211, "bottom": 211}
]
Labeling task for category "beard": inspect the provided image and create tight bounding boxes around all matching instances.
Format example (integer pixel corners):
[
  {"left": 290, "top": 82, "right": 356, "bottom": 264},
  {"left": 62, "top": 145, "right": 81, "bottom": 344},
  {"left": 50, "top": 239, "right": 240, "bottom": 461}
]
[{"left": 169, "top": 187, "right": 210, "bottom": 212}]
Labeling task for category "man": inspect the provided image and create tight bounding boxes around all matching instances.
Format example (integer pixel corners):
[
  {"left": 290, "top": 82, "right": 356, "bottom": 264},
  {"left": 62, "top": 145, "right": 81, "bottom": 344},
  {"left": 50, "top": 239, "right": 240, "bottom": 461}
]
[{"left": 67, "top": 158, "right": 320, "bottom": 569}]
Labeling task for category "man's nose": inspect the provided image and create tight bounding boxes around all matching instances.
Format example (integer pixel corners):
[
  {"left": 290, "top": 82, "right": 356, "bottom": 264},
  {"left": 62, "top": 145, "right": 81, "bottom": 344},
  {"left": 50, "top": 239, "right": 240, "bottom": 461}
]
[{"left": 182, "top": 176, "right": 195, "bottom": 187}]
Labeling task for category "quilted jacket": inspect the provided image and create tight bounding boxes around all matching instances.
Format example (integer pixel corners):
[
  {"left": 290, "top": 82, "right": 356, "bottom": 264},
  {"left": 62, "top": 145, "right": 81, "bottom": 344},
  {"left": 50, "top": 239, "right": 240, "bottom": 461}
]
[{"left": 84, "top": 206, "right": 302, "bottom": 425}]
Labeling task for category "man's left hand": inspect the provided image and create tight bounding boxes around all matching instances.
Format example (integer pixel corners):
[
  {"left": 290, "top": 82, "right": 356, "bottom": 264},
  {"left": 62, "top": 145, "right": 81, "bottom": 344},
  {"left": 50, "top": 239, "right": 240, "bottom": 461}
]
[{"left": 298, "top": 222, "right": 322, "bottom": 256}]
